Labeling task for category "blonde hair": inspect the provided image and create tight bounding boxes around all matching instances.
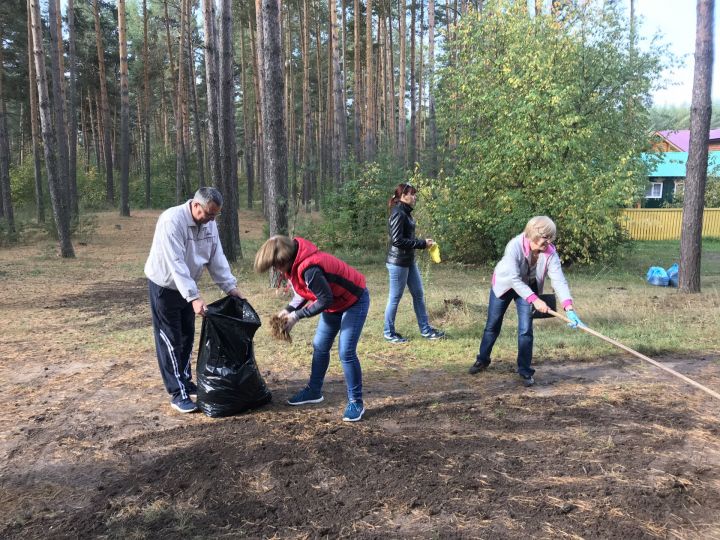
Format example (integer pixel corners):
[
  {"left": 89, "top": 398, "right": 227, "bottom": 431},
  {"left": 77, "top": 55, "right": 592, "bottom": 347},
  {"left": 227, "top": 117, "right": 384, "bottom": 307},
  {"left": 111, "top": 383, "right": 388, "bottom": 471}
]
[
  {"left": 254, "top": 235, "right": 297, "bottom": 273},
  {"left": 524, "top": 216, "right": 556, "bottom": 242}
]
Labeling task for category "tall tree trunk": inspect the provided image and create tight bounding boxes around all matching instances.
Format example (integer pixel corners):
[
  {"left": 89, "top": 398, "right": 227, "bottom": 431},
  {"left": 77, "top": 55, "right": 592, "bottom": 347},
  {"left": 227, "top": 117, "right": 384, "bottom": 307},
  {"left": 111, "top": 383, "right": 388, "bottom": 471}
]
[
  {"left": 330, "top": 0, "right": 347, "bottom": 185},
  {"left": 341, "top": 0, "right": 347, "bottom": 131},
  {"left": 19, "top": 102, "right": 24, "bottom": 166},
  {"left": 314, "top": 10, "right": 323, "bottom": 209},
  {"left": 47, "top": 0, "right": 70, "bottom": 212},
  {"left": 143, "top": 0, "right": 152, "bottom": 207},
  {"left": 353, "top": 0, "right": 363, "bottom": 160},
  {"left": 26, "top": 2, "right": 44, "bottom": 223},
  {"left": 409, "top": 0, "right": 416, "bottom": 165},
  {"left": 204, "top": 0, "right": 222, "bottom": 188},
  {"left": 174, "top": 0, "right": 188, "bottom": 202},
  {"left": 88, "top": 95, "right": 97, "bottom": 167},
  {"left": 163, "top": 0, "right": 178, "bottom": 109},
  {"left": 284, "top": 4, "right": 291, "bottom": 176},
  {"left": 182, "top": 6, "right": 191, "bottom": 157},
  {"left": 0, "top": 29, "right": 14, "bottom": 234},
  {"left": 416, "top": 0, "right": 424, "bottom": 155},
  {"left": 161, "top": 73, "right": 169, "bottom": 150},
  {"left": 80, "top": 90, "right": 89, "bottom": 171},
  {"left": 387, "top": 9, "right": 396, "bottom": 153},
  {"left": 261, "top": 0, "right": 289, "bottom": 236},
  {"left": 301, "top": 0, "right": 315, "bottom": 211},
  {"left": 250, "top": 15, "right": 265, "bottom": 212},
  {"left": 67, "top": 0, "right": 79, "bottom": 218},
  {"left": 95, "top": 94, "right": 105, "bottom": 168},
  {"left": 240, "top": 22, "right": 255, "bottom": 209},
  {"left": 29, "top": 0, "right": 75, "bottom": 258},
  {"left": 397, "top": 0, "right": 406, "bottom": 165},
  {"left": 427, "top": 0, "right": 437, "bottom": 176},
  {"left": 118, "top": 0, "right": 131, "bottom": 216},
  {"left": 94, "top": 0, "right": 114, "bottom": 204},
  {"left": 325, "top": 1, "right": 334, "bottom": 191},
  {"left": 365, "top": 0, "right": 375, "bottom": 160},
  {"left": 189, "top": 27, "right": 205, "bottom": 189},
  {"left": 680, "top": 0, "right": 714, "bottom": 293},
  {"left": 218, "top": 0, "right": 240, "bottom": 260},
  {"left": 112, "top": 105, "right": 118, "bottom": 169}
]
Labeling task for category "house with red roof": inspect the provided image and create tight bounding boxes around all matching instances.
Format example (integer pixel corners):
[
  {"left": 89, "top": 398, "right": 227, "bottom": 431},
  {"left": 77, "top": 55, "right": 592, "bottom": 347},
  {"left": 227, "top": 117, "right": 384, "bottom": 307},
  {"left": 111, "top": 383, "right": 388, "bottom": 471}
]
[{"left": 651, "top": 129, "right": 720, "bottom": 152}]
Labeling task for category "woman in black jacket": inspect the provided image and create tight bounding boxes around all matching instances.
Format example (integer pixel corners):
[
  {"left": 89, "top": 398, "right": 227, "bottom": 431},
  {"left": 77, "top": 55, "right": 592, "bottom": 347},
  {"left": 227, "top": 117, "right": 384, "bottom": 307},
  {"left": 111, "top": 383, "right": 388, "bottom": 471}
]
[{"left": 383, "top": 183, "right": 445, "bottom": 343}]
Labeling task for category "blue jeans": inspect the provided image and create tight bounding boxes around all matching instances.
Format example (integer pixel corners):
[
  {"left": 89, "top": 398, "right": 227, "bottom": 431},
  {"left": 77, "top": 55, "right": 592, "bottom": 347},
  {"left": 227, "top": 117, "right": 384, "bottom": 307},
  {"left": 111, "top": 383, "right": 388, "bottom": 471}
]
[
  {"left": 383, "top": 262, "right": 431, "bottom": 335},
  {"left": 308, "top": 289, "right": 369, "bottom": 403},
  {"left": 477, "top": 289, "right": 535, "bottom": 378}
]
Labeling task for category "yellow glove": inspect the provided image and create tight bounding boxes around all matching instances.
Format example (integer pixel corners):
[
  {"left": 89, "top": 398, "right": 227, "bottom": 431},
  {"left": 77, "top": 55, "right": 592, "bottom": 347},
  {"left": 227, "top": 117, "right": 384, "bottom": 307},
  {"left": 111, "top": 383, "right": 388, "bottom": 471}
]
[{"left": 428, "top": 243, "right": 441, "bottom": 263}]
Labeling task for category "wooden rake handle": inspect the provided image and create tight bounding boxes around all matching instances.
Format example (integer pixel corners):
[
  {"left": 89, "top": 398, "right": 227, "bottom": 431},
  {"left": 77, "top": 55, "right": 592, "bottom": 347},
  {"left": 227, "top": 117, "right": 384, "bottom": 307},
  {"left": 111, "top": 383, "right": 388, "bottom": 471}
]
[{"left": 547, "top": 309, "right": 720, "bottom": 401}]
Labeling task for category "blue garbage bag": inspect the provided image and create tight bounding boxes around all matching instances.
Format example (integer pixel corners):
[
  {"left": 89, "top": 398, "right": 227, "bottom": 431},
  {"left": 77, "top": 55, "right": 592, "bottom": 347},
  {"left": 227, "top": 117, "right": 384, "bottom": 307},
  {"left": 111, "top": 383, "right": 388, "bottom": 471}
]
[
  {"left": 667, "top": 263, "right": 679, "bottom": 287},
  {"left": 646, "top": 266, "right": 669, "bottom": 287}
]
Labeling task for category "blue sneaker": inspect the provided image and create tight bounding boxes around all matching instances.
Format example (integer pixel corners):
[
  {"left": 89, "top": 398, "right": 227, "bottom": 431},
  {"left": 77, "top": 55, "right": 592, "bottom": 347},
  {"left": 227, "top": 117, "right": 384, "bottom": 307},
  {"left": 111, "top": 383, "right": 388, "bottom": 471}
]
[
  {"left": 421, "top": 327, "right": 446, "bottom": 340},
  {"left": 384, "top": 332, "right": 408, "bottom": 344},
  {"left": 170, "top": 396, "right": 198, "bottom": 413},
  {"left": 287, "top": 387, "right": 324, "bottom": 406},
  {"left": 342, "top": 401, "right": 365, "bottom": 422}
]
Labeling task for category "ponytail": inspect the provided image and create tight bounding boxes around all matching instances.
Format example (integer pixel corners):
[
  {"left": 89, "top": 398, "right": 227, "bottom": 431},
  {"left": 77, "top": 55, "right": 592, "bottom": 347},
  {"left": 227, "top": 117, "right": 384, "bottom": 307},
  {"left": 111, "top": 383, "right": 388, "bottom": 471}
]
[{"left": 388, "top": 183, "right": 417, "bottom": 209}]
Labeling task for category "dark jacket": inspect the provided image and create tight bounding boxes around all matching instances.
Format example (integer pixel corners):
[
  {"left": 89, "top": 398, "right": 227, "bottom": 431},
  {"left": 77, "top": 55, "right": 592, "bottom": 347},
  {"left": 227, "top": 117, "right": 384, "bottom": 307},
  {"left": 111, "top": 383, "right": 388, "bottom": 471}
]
[{"left": 386, "top": 202, "right": 427, "bottom": 267}]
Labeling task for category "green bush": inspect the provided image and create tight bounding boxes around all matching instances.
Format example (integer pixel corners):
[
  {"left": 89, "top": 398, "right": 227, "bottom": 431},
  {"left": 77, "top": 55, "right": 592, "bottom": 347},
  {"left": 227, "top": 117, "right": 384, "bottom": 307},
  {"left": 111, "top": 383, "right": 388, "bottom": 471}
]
[
  {"left": 129, "top": 152, "right": 201, "bottom": 209},
  {"left": 667, "top": 178, "right": 720, "bottom": 208},
  {"left": 9, "top": 159, "right": 38, "bottom": 207},
  {"left": 10, "top": 158, "right": 111, "bottom": 213},
  {"left": 9, "top": 150, "right": 196, "bottom": 216},
  {"left": 296, "top": 156, "right": 407, "bottom": 250},
  {"left": 77, "top": 166, "right": 110, "bottom": 210}
]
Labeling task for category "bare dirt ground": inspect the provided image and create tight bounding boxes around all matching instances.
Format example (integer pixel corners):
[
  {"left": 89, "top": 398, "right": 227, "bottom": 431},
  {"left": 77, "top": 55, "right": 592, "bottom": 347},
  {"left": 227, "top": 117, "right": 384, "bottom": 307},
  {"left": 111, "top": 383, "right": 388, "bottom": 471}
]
[{"left": 1, "top": 211, "right": 720, "bottom": 539}]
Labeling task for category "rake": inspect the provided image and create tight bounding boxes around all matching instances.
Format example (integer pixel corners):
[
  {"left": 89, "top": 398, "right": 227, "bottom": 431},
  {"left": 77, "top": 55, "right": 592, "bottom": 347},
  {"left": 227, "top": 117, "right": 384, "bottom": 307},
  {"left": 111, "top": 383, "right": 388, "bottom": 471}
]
[{"left": 548, "top": 309, "right": 720, "bottom": 401}]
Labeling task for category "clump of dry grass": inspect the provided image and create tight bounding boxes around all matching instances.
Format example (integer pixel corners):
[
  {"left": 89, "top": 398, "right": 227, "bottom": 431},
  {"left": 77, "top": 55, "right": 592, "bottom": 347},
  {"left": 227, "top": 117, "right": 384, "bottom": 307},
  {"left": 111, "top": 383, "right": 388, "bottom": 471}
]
[{"left": 269, "top": 315, "right": 292, "bottom": 343}]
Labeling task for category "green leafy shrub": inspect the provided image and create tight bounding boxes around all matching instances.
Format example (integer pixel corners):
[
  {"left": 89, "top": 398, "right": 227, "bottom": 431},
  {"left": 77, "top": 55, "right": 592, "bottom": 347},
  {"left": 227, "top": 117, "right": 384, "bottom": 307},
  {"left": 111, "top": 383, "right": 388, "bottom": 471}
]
[
  {"left": 129, "top": 152, "right": 200, "bottom": 209},
  {"left": 9, "top": 159, "right": 38, "bottom": 207},
  {"left": 77, "top": 166, "right": 110, "bottom": 211},
  {"left": 430, "top": 0, "right": 666, "bottom": 264},
  {"left": 296, "top": 156, "right": 406, "bottom": 250}
]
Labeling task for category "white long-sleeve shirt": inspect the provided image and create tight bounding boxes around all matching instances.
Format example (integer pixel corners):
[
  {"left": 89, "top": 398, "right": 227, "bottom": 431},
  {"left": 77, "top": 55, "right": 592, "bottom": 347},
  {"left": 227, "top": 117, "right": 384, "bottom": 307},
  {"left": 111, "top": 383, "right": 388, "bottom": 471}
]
[
  {"left": 491, "top": 233, "right": 573, "bottom": 308},
  {"left": 144, "top": 201, "right": 237, "bottom": 301}
]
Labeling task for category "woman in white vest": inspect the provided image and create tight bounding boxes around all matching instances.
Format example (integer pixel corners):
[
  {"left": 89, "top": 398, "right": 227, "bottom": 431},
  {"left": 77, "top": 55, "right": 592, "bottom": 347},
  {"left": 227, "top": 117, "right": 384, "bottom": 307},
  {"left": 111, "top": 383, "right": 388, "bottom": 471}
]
[{"left": 468, "top": 216, "right": 584, "bottom": 386}]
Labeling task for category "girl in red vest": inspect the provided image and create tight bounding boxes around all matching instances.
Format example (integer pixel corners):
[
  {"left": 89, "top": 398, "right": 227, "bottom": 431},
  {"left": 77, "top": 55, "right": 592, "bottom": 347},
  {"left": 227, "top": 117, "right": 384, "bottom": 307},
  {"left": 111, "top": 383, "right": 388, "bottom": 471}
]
[{"left": 255, "top": 236, "right": 370, "bottom": 422}]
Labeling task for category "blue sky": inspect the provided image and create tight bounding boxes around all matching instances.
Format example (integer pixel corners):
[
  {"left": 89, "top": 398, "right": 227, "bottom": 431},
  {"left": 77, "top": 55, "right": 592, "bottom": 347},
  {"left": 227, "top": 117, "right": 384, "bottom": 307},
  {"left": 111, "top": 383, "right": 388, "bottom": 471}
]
[{"left": 635, "top": 0, "right": 719, "bottom": 106}]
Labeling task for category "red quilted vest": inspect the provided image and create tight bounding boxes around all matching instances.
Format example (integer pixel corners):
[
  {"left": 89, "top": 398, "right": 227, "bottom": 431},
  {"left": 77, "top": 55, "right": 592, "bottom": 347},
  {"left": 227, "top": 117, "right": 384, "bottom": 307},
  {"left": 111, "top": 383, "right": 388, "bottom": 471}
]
[{"left": 289, "top": 237, "right": 366, "bottom": 313}]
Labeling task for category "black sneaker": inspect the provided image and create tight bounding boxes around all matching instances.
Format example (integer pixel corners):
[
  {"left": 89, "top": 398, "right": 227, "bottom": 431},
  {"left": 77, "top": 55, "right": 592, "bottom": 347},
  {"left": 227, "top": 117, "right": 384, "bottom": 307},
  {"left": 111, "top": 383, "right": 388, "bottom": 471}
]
[
  {"left": 520, "top": 375, "right": 535, "bottom": 387},
  {"left": 384, "top": 332, "right": 408, "bottom": 344},
  {"left": 421, "top": 328, "right": 446, "bottom": 340},
  {"left": 469, "top": 360, "right": 490, "bottom": 374}
]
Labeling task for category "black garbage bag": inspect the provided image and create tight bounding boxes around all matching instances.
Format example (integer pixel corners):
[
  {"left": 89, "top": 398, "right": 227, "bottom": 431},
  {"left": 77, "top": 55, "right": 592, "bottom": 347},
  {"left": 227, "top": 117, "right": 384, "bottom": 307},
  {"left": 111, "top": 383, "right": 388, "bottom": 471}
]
[{"left": 196, "top": 296, "right": 272, "bottom": 417}]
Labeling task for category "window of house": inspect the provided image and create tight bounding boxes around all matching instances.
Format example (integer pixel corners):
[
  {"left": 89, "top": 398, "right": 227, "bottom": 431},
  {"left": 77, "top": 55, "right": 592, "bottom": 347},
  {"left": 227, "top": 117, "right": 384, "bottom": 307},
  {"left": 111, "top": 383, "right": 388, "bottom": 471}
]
[
  {"left": 674, "top": 181, "right": 684, "bottom": 198},
  {"left": 645, "top": 182, "right": 663, "bottom": 198}
]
